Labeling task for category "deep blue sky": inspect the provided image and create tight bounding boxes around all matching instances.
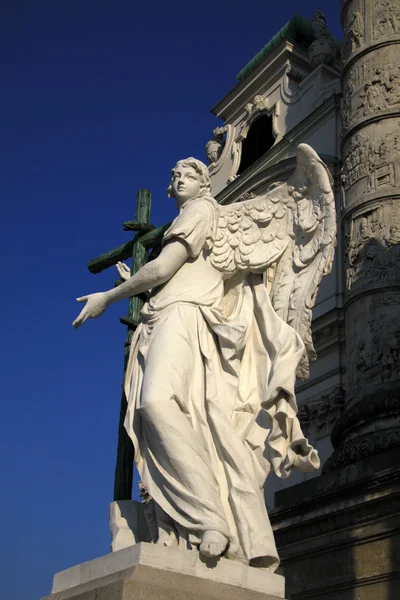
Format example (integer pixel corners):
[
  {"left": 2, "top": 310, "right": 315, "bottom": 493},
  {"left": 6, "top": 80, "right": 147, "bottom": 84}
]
[{"left": 0, "top": 2, "right": 342, "bottom": 599}]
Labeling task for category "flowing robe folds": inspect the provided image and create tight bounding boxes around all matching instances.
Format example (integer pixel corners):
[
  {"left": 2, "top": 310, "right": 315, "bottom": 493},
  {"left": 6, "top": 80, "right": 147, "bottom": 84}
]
[{"left": 124, "top": 196, "right": 319, "bottom": 570}]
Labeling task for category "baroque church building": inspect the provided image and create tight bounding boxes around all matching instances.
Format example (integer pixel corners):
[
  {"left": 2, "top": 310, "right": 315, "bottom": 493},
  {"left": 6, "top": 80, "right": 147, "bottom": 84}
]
[{"left": 205, "top": 5, "right": 400, "bottom": 599}]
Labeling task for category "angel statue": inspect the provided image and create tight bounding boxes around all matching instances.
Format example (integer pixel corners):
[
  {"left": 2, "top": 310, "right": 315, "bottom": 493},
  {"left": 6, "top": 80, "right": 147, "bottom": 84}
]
[{"left": 73, "top": 144, "right": 336, "bottom": 571}]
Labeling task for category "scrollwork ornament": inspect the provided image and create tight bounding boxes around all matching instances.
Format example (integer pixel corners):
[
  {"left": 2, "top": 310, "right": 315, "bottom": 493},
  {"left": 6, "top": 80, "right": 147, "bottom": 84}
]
[
  {"left": 323, "top": 429, "right": 400, "bottom": 473},
  {"left": 205, "top": 126, "right": 227, "bottom": 164}
]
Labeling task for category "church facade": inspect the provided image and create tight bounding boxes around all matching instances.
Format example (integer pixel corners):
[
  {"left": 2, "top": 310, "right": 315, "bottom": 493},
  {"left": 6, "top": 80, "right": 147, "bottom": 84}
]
[
  {"left": 207, "top": 11, "right": 344, "bottom": 507},
  {"left": 206, "top": 5, "right": 400, "bottom": 599}
]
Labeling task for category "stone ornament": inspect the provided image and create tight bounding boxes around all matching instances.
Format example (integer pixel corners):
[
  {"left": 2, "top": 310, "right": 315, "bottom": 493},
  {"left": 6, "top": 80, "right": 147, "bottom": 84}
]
[
  {"left": 359, "top": 65, "right": 400, "bottom": 115},
  {"left": 373, "top": 0, "right": 400, "bottom": 40},
  {"left": 244, "top": 94, "right": 270, "bottom": 115},
  {"left": 346, "top": 202, "right": 400, "bottom": 291},
  {"left": 342, "top": 1, "right": 364, "bottom": 63},
  {"left": 236, "top": 191, "right": 257, "bottom": 203},
  {"left": 323, "top": 428, "right": 400, "bottom": 473},
  {"left": 347, "top": 294, "right": 400, "bottom": 391},
  {"left": 227, "top": 95, "right": 279, "bottom": 182},
  {"left": 205, "top": 126, "right": 227, "bottom": 165},
  {"left": 298, "top": 388, "right": 345, "bottom": 436},
  {"left": 73, "top": 144, "right": 336, "bottom": 570},
  {"left": 308, "top": 9, "right": 337, "bottom": 68},
  {"left": 342, "top": 47, "right": 400, "bottom": 131},
  {"left": 342, "top": 120, "right": 400, "bottom": 196}
]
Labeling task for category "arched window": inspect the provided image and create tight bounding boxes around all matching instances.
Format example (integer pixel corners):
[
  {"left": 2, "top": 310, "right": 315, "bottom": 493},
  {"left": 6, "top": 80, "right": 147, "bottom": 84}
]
[{"left": 238, "top": 114, "right": 275, "bottom": 175}]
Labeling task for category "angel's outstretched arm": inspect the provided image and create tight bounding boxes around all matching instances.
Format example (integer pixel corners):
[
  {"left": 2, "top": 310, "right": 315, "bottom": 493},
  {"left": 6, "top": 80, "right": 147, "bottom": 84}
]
[{"left": 72, "top": 240, "right": 189, "bottom": 328}]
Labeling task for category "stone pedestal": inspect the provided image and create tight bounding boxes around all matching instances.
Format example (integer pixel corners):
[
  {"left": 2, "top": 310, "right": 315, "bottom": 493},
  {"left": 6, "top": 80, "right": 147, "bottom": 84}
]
[{"left": 41, "top": 543, "right": 286, "bottom": 600}]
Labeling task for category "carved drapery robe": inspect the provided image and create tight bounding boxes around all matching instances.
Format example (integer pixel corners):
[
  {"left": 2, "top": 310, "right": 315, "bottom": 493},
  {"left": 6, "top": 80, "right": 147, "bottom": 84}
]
[{"left": 124, "top": 196, "right": 319, "bottom": 570}]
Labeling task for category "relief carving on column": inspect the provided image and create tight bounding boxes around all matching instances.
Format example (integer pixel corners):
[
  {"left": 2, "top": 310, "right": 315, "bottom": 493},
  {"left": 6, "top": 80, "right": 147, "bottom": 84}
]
[
  {"left": 358, "top": 65, "right": 400, "bottom": 116},
  {"left": 342, "top": 120, "right": 400, "bottom": 194},
  {"left": 298, "top": 388, "right": 345, "bottom": 437},
  {"left": 372, "top": 0, "right": 400, "bottom": 40},
  {"left": 347, "top": 295, "right": 400, "bottom": 391},
  {"left": 342, "top": 46, "right": 400, "bottom": 131},
  {"left": 346, "top": 202, "right": 400, "bottom": 291},
  {"left": 342, "top": 131, "right": 371, "bottom": 191},
  {"left": 342, "top": 0, "right": 364, "bottom": 64}
]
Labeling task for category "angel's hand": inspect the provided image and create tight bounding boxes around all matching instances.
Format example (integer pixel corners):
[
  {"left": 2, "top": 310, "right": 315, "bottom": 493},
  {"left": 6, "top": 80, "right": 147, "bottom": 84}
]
[
  {"left": 116, "top": 261, "right": 131, "bottom": 281},
  {"left": 72, "top": 292, "right": 109, "bottom": 329}
]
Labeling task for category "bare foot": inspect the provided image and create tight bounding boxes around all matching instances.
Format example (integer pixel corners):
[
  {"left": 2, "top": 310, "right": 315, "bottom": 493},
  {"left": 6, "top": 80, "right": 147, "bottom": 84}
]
[
  {"left": 199, "top": 530, "right": 228, "bottom": 558},
  {"left": 156, "top": 527, "right": 178, "bottom": 548}
]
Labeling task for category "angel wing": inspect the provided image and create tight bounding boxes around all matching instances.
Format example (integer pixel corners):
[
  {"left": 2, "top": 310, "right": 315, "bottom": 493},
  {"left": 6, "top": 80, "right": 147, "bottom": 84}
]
[{"left": 210, "top": 143, "right": 336, "bottom": 379}]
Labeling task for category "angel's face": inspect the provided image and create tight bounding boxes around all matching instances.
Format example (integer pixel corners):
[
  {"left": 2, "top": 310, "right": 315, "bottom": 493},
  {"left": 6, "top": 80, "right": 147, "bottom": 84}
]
[{"left": 171, "top": 166, "right": 201, "bottom": 204}]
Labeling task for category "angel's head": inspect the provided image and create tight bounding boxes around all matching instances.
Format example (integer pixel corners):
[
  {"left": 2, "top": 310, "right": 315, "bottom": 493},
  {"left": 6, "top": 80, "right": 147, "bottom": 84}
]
[{"left": 168, "top": 158, "right": 212, "bottom": 205}]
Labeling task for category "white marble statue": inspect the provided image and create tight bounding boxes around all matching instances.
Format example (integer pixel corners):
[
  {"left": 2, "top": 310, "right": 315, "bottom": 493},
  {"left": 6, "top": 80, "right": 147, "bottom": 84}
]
[{"left": 73, "top": 144, "right": 336, "bottom": 570}]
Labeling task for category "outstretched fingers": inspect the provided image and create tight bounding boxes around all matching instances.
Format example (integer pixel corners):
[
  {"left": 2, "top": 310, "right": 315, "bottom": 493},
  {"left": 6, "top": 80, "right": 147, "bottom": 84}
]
[
  {"left": 72, "top": 309, "right": 86, "bottom": 328},
  {"left": 72, "top": 292, "right": 108, "bottom": 328},
  {"left": 116, "top": 262, "right": 131, "bottom": 280},
  {"left": 72, "top": 296, "right": 89, "bottom": 328}
]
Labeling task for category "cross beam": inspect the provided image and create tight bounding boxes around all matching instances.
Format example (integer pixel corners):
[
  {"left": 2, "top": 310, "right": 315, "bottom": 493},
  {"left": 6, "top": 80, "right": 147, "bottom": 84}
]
[{"left": 87, "top": 223, "right": 170, "bottom": 275}]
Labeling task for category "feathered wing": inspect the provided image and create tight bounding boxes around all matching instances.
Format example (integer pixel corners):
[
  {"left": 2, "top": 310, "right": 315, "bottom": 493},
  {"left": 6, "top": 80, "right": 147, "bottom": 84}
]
[
  {"left": 271, "top": 144, "right": 336, "bottom": 379},
  {"left": 210, "top": 180, "right": 295, "bottom": 277},
  {"left": 210, "top": 144, "right": 336, "bottom": 379}
]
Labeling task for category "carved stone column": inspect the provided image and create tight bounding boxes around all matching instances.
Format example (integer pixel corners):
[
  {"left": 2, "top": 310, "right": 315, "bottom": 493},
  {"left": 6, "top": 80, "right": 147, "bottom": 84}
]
[{"left": 325, "top": 0, "right": 400, "bottom": 473}]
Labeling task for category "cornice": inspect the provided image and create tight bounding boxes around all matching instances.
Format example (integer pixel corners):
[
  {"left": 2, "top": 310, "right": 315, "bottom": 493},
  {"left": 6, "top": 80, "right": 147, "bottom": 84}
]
[{"left": 211, "top": 40, "right": 313, "bottom": 122}]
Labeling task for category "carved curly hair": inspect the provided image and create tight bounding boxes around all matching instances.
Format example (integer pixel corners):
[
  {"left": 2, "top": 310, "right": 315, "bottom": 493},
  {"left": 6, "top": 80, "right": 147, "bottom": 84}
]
[{"left": 167, "top": 157, "right": 212, "bottom": 198}]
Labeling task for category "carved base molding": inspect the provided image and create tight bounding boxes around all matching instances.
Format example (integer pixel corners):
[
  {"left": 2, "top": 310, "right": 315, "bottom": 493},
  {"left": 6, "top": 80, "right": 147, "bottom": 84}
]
[{"left": 323, "top": 427, "right": 400, "bottom": 473}]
